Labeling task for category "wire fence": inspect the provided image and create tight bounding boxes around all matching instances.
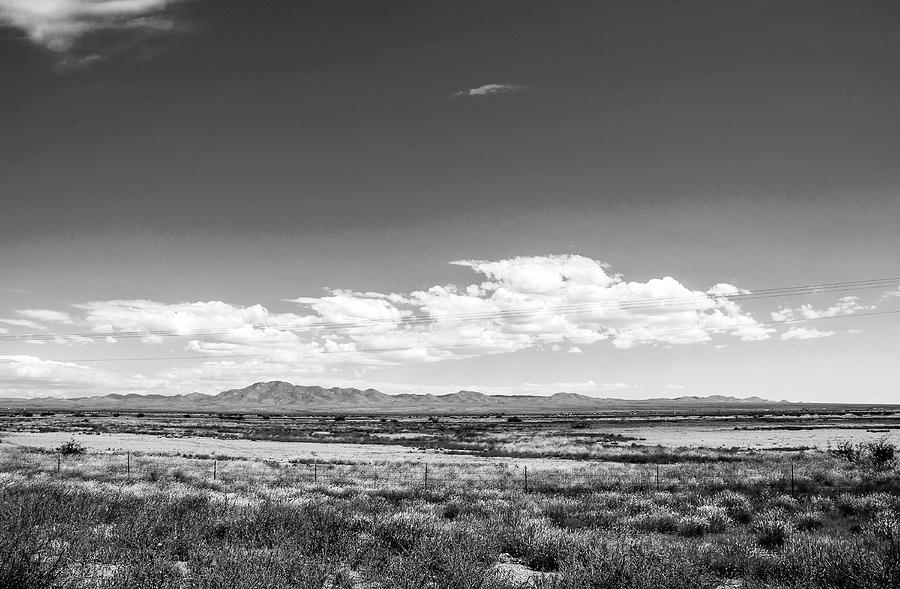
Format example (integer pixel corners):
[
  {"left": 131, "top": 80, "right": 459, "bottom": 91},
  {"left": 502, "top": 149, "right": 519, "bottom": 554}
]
[{"left": 4, "top": 449, "right": 892, "bottom": 498}]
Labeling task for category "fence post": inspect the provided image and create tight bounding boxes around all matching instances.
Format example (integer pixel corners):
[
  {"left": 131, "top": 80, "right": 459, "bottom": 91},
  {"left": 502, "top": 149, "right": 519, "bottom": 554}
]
[
  {"left": 314, "top": 462, "right": 317, "bottom": 484},
  {"left": 424, "top": 463, "right": 428, "bottom": 492},
  {"left": 56, "top": 453, "right": 60, "bottom": 473},
  {"left": 524, "top": 466, "right": 528, "bottom": 493},
  {"left": 213, "top": 459, "right": 217, "bottom": 481},
  {"left": 126, "top": 451, "right": 130, "bottom": 477}
]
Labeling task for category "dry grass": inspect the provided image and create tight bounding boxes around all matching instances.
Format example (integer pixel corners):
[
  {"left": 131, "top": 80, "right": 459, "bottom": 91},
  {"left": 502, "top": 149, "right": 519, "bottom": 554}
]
[{"left": 0, "top": 443, "right": 899, "bottom": 588}]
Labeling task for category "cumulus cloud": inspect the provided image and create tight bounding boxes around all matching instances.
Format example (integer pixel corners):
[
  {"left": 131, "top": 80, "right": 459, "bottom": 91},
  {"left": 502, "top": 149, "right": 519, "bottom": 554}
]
[
  {"left": 771, "top": 296, "right": 873, "bottom": 322},
  {"left": 707, "top": 283, "right": 750, "bottom": 297},
  {"left": 0, "top": 255, "right": 783, "bottom": 395},
  {"left": 0, "top": 354, "right": 163, "bottom": 397},
  {"left": 36, "top": 255, "right": 771, "bottom": 366},
  {"left": 453, "top": 83, "right": 526, "bottom": 97},
  {"left": 780, "top": 326, "right": 835, "bottom": 341},
  {"left": 0, "top": 0, "right": 189, "bottom": 66}
]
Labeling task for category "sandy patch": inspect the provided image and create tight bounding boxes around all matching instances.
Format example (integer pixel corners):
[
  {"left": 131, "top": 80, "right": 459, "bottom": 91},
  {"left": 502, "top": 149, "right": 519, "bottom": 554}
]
[
  {"left": 0, "top": 431, "right": 579, "bottom": 469},
  {"left": 613, "top": 424, "right": 900, "bottom": 449}
]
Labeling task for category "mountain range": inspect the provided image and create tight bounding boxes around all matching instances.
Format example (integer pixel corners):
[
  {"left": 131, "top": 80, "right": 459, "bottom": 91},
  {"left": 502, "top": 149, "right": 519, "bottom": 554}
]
[{"left": 0, "top": 381, "right": 784, "bottom": 413}]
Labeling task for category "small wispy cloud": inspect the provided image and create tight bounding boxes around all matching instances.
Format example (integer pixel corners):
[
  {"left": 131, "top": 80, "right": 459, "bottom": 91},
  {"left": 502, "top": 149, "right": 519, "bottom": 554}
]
[
  {"left": 0, "top": 0, "right": 189, "bottom": 67},
  {"left": 881, "top": 285, "right": 900, "bottom": 299},
  {"left": 771, "top": 296, "right": 873, "bottom": 321},
  {"left": 0, "top": 318, "right": 48, "bottom": 330},
  {"left": 780, "top": 326, "right": 835, "bottom": 341},
  {"left": 17, "top": 309, "right": 75, "bottom": 324},
  {"left": 453, "top": 83, "right": 526, "bottom": 98}
]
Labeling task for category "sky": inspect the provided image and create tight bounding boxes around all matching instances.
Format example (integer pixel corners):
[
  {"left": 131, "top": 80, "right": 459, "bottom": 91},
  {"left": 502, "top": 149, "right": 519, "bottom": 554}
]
[{"left": 1, "top": 0, "right": 899, "bottom": 402}]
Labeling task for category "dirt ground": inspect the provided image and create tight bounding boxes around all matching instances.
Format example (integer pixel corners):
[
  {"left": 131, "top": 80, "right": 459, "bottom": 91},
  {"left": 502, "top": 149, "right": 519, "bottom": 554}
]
[{"left": 0, "top": 431, "right": 582, "bottom": 470}]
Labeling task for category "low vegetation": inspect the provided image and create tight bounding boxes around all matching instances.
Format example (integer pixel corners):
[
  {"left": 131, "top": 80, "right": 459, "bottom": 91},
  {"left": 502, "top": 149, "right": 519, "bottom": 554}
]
[
  {"left": 831, "top": 438, "right": 897, "bottom": 471},
  {"left": 0, "top": 441, "right": 898, "bottom": 589}
]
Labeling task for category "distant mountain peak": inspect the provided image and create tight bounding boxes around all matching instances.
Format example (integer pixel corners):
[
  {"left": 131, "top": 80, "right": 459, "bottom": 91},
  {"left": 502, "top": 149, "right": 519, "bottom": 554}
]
[{"left": 0, "top": 382, "right": 787, "bottom": 412}]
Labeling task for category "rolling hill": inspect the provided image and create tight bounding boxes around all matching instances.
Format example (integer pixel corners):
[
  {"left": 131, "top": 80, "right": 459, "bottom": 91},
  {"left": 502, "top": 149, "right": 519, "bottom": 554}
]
[{"left": 0, "top": 381, "right": 792, "bottom": 413}]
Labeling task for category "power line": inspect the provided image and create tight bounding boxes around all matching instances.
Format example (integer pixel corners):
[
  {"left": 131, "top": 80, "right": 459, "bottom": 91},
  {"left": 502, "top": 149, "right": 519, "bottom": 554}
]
[{"left": 1, "top": 276, "right": 897, "bottom": 343}]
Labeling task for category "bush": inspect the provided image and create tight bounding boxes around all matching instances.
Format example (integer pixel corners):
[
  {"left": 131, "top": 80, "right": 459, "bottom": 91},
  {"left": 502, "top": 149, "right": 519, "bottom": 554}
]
[
  {"left": 795, "top": 509, "right": 826, "bottom": 532},
  {"left": 862, "top": 439, "right": 897, "bottom": 471},
  {"left": 831, "top": 438, "right": 897, "bottom": 470},
  {"left": 714, "top": 491, "right": 753, "bottom": 524},
  {"left": 831, "top": 440, "right": 860, "bottom": 463},
  {"left": 677, "top": 515, "right": 710, "bottom": 537},
  {"left": 697, "top": 505, "right": 731, "bottom": 533},
  {"left": 628, "top": 508, "right": 679, "bottom": 534},
  {"left": 866, "top": 511, "right": 900, "bottom": 542},
  {"left": 754, "top": 512, "right": 793, "bottom": 550},
  {"left": 56, "top": 439, "right": 86, "bottom": 456}
]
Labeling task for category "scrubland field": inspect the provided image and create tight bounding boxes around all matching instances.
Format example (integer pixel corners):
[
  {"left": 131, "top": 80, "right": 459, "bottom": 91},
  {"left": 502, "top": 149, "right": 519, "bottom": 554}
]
[{"left": 1, "top": 409, "right": 899, "bottom": 589}]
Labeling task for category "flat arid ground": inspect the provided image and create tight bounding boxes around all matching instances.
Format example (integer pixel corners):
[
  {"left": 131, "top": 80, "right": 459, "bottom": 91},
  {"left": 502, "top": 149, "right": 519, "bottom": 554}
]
[
  {"left": 3, "top": 407, "right": 899, "bottom": 460},
  {"left": 1, "top": 406, "right": 900, "bottom": 589}
]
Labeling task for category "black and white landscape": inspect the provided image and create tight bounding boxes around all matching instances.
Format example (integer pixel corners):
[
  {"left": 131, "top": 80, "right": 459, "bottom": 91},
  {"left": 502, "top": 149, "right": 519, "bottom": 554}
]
[{"left": 1, "top": 2, "right": 899, "bottom": 588}]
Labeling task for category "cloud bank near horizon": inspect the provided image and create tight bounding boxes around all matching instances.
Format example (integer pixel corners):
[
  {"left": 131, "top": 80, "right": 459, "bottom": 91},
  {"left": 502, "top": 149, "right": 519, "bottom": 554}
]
[{"left": 0, "top": 254, "right": 876, "bottom": 398}]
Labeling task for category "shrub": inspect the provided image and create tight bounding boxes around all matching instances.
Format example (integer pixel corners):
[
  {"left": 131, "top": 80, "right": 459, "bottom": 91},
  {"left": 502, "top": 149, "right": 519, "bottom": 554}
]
[
  {"left": 795, "top": 509, "right": 826, "bottom": 532},
  {"left": 442, "top": 503, "right": 461, "bottom": 520},
  {"left": 830, "top": 438, "right": 897, "bottom": 471},
  {"left": 831, "top": 440, "right": 860, "bottom": 463},
  {"left": 56, "top": 439, "right": 86, "bottom": 456},
  {"left": 862, "top": 438, "right": 897, "bottom": 471},
  {"left": 677, "top": 515, "right": 710, "bottom": 537},
  {"left": 866, "top": 511, "right": 900, "bottom": 542},
  {"left": 753, "top": 512, "right": 793, "bottom": 550},
  {"left": 629, "top": 508, "right": 679, "bottom": 534},
  {"left": 714, "top": 491, "right": 753, "bottom": 524},
  {"left": 697, "top": 505, "right": 731, "bottom": 533},
  {"left": 768, "top": 494, "right": 799, "bottom": 513}
]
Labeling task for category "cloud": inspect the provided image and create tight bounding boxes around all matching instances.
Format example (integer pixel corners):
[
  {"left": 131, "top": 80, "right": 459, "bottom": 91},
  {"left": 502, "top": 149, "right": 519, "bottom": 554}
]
[
  {"left": 0, "top": 317, "right": 47, "bottom": 330},
  {"left": 41, "top": 255, "right": 771, "bottom": 366},
  {"left": 771, "top": 296, "right": 873, "bottom": 322},
  {"left": 780, "top": 326, "right": 835, "bottom": 341},
  {"left": 707, "top": 283, "right": 750, "bottom": 297},
  {"left": 882, "top": 285, "right": 900, "bottom": 299},
  {"left": 0, "top": 354, "right": 163, "bottom": 397},
  {"left": 453, "top": 83, "right": 526, "bottom": 98},
  {"left": 0, "top": 254, "right": 780, "bottom": 395},
  {"left": 17, "top": 309, "right": 75, "bottom": 324},
  {"left": 0, "top": 0, "right": 189, "bottom": 66}
]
